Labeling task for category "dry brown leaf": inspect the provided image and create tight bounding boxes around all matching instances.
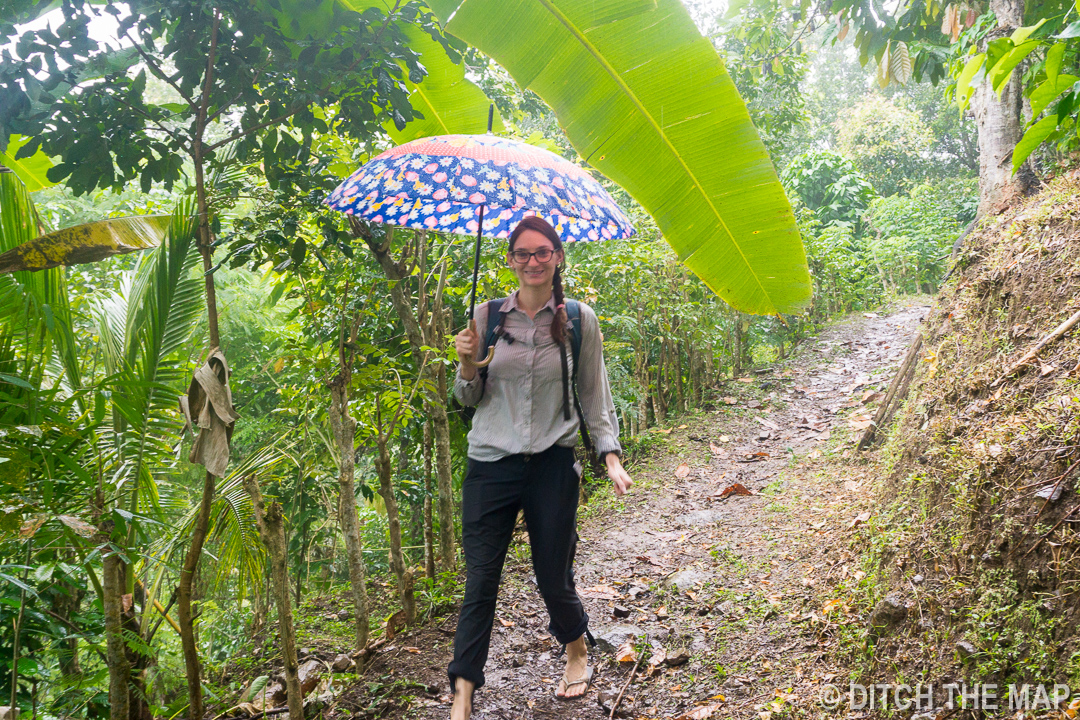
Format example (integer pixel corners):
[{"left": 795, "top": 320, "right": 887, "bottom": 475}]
[
  {"left": 756, "top": 417, "right": 780, "bottom": 430},
  {"left": 709, "top": 442, "right": 724, "bottom": 455},
  {"left": 581, "top": 585, "right": 620, "bottom": 600},
  {"left": 822, "top": 598, "right": 845, "bottom": 615},
  {"left": 18, "top": 515, "right": 47, "bottom": 538},
  {"left": 675, "top": 463, "right": 691, "bottom": 478},
  {"left": 678, "top": 424, "right": 688, "bottom": 429},
  {"left": 615, "top": 641, "right": 637, "bottom": 663},
  {"left": 498, "top": 618, "right": 515, "bottom": 627},
  {"left": 404, "top": 646, "right": 421, "bottom": 653},
  {"left": 738, "top": 378, "right": 754, "bottom": 383},
  {"left": 674, "top": 702, "right": 724, "bottom": 720},
  {"left": 720, "top": 482, "right": 754, "bottom": 498},
  {"left": 58, "top": 514, "right": 97, "bottom": 538},
  {"left": 848, "top": 511, "right": 871, "bottom": 529},
  {"left": 848, "top": 414, "right": 873, "bottom": 431}
]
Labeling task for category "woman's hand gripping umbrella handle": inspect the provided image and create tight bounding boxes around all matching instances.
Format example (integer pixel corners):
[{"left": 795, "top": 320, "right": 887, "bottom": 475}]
[
  {"left": 456, "top": 321, "right": 494, "bottom": 381},
  {"left": 471, "top": 318, "right": 495, "bottom": 368}
]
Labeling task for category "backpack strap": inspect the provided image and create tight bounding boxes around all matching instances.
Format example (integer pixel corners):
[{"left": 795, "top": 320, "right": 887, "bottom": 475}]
[
  {"left": 478, "top": 297, "right": 508, "bottom": 384},
  {"left": 563, "top": 300, "right": 594, "bottom": 456}
]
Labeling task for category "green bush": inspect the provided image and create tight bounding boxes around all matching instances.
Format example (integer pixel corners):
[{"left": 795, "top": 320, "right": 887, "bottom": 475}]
[
  {"left": 781, "top": 149, "right": 877, "bottom": 230},
  {"left": 865, "top": 181, "right": 972, "bottom": 293}
]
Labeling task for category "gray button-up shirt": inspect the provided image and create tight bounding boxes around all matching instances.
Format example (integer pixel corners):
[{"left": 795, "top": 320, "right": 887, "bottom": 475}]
[{"left": 454, "top": 292, "right": 622, "bottom": 462}]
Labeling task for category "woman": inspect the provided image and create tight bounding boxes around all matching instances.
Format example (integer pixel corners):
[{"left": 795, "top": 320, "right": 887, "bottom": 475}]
[{"left": 449, "top": 216, "right": 633, "bottom": 719}]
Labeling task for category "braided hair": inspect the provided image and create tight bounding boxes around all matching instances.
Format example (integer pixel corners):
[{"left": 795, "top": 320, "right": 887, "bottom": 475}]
[{"left": 508, "top": 216, "right": 567, "bottom": 346}]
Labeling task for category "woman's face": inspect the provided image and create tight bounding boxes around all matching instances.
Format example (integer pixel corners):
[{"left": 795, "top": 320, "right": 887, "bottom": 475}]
[{"left": 508, "top": 228, "right": 563, "bottom": 290}]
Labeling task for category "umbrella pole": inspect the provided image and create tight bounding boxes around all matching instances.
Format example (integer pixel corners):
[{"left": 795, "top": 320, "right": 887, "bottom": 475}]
[
  {"left": 468, "top": 205, "right": 485, "bottom": 321},
  {"left": 468, "top": 205, "right": 495, "bottom": 368}
]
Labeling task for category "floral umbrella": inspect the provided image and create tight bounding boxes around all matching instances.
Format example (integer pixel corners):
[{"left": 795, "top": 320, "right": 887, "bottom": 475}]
[{"left": 325, "top": 131, "right": 635, "bottom": 362}]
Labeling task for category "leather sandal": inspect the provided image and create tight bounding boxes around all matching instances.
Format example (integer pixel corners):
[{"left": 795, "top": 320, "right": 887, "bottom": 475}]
[{"left": 555, "top": 665, "right": 594, "bottom": 699}]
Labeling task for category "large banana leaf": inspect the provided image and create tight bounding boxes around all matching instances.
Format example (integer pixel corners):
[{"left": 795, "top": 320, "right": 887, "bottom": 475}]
[
  {"left": 428, "top": 0, "right": 811, "bottom": 316},
  {"left": 95, "top": 203, "right": 202, "bottom": 522},
  {"left": 0, "top": 135, "right": 55, "bottom": 193},
  {"left": 0, "top": 214, "right": 171, "bottom": 275},
  {"left": 0, "top": 169, "right": 79, "bottom": 391},
  {"left": 386, "top": 24, "right": 505, "bottom": 143}
]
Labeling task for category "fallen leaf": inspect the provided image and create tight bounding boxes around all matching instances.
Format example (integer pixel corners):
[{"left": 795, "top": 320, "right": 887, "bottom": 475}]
[
  {"left": 816, "top": 430, "right": 831, "bottom": 441},
  {"left": 678, "top": 424, "right": 688, "bottom": 429},
  {"left": 822, "top": 598, "right": 845, "bottom": 615},
  {"left": 848, "top": 414, "right": 873, "bottom": 431},
  {"left": 615, "top": 641, "right": 637, "bottom": 663},
  {"left": 756, "top": 417, "right": 780, "bottom": 430},
  {"left": 860, "top": 390, "right": 884, "bottom": 404},
  {"left": 498, "top": 618, "right": 515, "bottom": 627},
  {"left": 581, "top": 585, "right": 621, "bottom": 600},
  {"left": 674, "top": 703, "right": 724, "bottom": 719},
  {"left": 738, "top": 378, "right": 754, "bottom": 383},
  {"left": 655, "top": 605, "right": 668, "bottom": 618},
  {"left": 1041, "top": 363, "right": 1057, "bottom": 377},
  {"left": 721, "top": 397, "right": 738, "bottom": 405},
  {"left": 709, "top": 442, "right": 724, "bottom": 455},
  {"left": 403, "top": 646, "right": 421, "bottom": 653},
  {"left": 847, "top": 511, "right": 871, "bottom": 529},
  {"left": 675, "top": 463, "right": 691, "bottom": 478},
  {"left": 720, "top": 482, "right": 754, "bottom": 498},
  {"left": 719, "top": 435, "right": 730, "bottom": 443}
]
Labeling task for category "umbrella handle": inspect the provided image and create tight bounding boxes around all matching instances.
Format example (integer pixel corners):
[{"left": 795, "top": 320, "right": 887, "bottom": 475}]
[
  {"left": 475, "top": 345, "right": 495, "bottom": 368},
  {"left": 467, "top": 318, "right": 496, "bottom": 368}
]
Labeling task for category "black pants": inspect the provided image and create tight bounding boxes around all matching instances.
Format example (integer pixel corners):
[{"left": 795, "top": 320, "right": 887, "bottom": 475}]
[{"left": 448, "top": 444, "right": 588, "bottom": 690}]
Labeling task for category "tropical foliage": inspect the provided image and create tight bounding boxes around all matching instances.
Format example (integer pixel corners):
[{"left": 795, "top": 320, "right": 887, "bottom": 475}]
[{"left": 0, "top": 0, "right": 1027, "bottom": 715}]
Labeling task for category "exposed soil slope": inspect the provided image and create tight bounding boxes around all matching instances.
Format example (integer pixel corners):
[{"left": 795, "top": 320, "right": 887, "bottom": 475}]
[{"left": 842, "top": 175, "right": 1080, "bottom": 699}]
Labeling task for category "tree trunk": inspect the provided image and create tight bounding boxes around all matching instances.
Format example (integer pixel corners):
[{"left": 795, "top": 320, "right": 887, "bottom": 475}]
[
  {"left": 103, "top": 551, "right": 130, "bottom": 720},
  {"left": 376, "top": 434, "right": 416, "bottom": 625},
  {"left": 329, "top": 380, "right": 370, "bottom": 651},
  {"left": 179, "top": 16, "right": 225, "bottom": 717},
  {"left": 429, "top": 364, "right": 456, "bottom": 573},
  {"left": 243, "top": 478, "right": 303, "bottom": 720},
  {"left": 973, "top": 0, "right": 1035, "bottom": 215},
  {"left": 422, "top": 417, "right": 436, "bottom": 581},
  {"left": 360, "top": 227, "right": 456, "bottom": 573},
  {"left": 654, "top": 352, "right": 666, "bottom": 422}
]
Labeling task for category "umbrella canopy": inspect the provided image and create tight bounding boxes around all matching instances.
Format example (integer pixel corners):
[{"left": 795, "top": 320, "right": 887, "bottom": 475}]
[{"left": 325, "top": 134, "right": 635, "bottom": 243}]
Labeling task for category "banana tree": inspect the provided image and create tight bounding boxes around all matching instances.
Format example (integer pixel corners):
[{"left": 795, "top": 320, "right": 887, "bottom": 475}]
[{"left": 426, "top": 0, "right": 812, "bottom": 316}]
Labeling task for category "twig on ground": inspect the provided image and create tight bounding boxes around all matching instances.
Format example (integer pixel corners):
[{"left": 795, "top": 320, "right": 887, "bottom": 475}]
[
  {"left": 991, "top": 308, "right": 1080, "bottom": 387},
  {"left": 1033, "top": 459, "right": 1080, "bottom": 524},
  {"left": 610, "top": 639, "right": 646, "bottom": 719},
  {"left": 1024, "top": 500, "right": 1080, "bottom": 557}
]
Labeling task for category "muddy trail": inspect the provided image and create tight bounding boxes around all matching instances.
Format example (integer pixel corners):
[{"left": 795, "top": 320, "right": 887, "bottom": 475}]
[{"left": 328, "top": 300, "right": 929, "bottom": 720}]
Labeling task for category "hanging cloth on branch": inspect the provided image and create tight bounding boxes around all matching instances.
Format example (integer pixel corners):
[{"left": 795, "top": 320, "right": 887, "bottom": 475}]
[{"left": 180, "top": 348, "right": 239, "bottom": 477}]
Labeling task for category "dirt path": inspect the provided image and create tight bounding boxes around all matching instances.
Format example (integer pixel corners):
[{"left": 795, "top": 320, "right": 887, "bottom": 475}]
[{"left": 335, "top": 299, "right": 929, "bottom": 720}]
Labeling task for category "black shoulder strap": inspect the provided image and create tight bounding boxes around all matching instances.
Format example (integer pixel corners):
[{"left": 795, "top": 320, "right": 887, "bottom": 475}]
[
  {"left": 562, "top": 300, "right": 594, "bottom": 455},
  {"left": 479, "top": 297, "right": 507, "bottom": 383},
  {"left": 566, "top": 300, "right": 582, "bottom": 373}
]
